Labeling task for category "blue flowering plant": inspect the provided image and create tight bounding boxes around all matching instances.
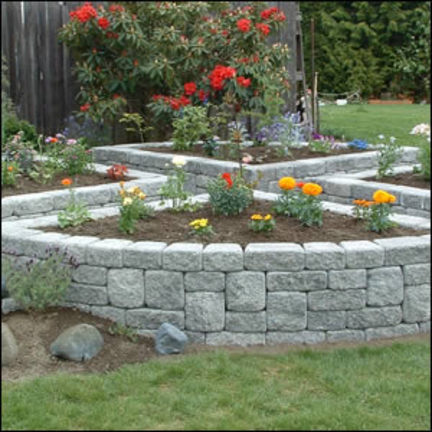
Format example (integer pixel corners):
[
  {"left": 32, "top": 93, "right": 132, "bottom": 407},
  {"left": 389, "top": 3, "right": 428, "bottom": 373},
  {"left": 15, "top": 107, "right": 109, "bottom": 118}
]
[{"left": 348, "top": 139, "right": 368, "bottom": 150}]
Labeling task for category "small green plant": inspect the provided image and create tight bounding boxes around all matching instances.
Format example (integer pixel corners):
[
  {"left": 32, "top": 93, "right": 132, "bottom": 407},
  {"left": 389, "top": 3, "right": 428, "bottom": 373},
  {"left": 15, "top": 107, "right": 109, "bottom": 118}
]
[
  {"left": 189, "top": 218, "right": 214, "bottom": 237},
  {"left": 415, "top": 140, "right": 430, "bottom": 180},
  {"left": 119, "top": 112, "right": 153, "bottom": 143},
  {"left": 2, "top": 131, "right": 37, "bottom": 173},
  {"left": 118, "top": 182, "right": 154, "bottom": 234},
  {"left": 172, "top": 106, "right": 211, "bottom": 151},
  {"left": 376, "top": 135, "right": 403, "bottom": 179},
  {"left": 28, "top": 160, "right": 60, "bottom": 184},
  {"left": 159, "top": 156, "right": 202, "bottom": 212},
  {"left": 57, "top": 178, "right": 93, "bottom": 228},
  {"left": 108, "top": 322, "right": 139, "bottom": 343},
  {"left": 1, "top": 161, "right": 20, "bottom": 186},
  {"left": 249, "top": 213, "right": 276, "bottom": 233},
  {"left": 2, "top": 247, "right": 78, "bottom": 311},
  {"left": 207, "top": 172, "right": 253, "bottom": 216},
  {"left": 272, "top": 177, "right": 303, "bottom": 218},
  {"left": 202, "top": 137, "right": 219, "bottom": 157},
  {"left": 308, "top": 133, "right": 334, "bottom": 153}
]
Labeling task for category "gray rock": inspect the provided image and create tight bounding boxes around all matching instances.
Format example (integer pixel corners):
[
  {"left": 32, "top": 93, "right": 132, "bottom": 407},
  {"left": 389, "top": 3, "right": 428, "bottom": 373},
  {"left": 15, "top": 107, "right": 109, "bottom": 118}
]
[
  {"left": 155, "top": 322, "right": 188, "bottom": 355},
  {"left": 1, "top": 276, "right": 8, "bottom": 299},
  {"left": 2, "top": 323, "right": 19, "bottom": 366},
  {"left": 50, "top": 323, "right": 104, "bottom": 362}
]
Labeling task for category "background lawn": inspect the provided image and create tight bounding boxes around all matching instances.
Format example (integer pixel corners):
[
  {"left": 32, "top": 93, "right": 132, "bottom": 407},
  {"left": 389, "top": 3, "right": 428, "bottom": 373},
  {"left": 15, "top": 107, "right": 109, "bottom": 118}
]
[
  {"left": 318, "top": 103, "right": 430, "bottom": 146},
  {"left": 2, "top": 337, "right": 430, "bottom": 431}
]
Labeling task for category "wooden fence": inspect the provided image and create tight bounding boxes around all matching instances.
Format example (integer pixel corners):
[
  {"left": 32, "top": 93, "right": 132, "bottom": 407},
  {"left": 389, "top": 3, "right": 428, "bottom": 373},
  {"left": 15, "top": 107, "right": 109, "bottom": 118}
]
[{"left": 2, "top": 1, "right": 298, "bottom": 140}]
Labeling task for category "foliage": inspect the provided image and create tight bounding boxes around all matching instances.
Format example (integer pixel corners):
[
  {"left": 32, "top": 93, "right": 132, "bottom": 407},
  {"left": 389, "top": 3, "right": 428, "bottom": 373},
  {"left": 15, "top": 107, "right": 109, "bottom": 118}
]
[
  {"left": 202, "top": 137, "right": 220, "bottom": 156},
  {"left": 189, "top": 218, "right": 214, "bottom": 237},
  {"left": 57, "top": 180, "right": 93, "bottom": 229},
  {"left": 108, "top": 322, "right": 139, "bottom": 343},
  {"left": 2, "top": 248, "right": 77, "bottom": 311},
  {"left": 62, "top": 114, "right": 112, "bottom": 148},
  {"left": 249, "top": 213, "right": 275, "bottom": 232},
  {"left": 207, "top": 172, "right": 253, "bottom": 216},
  {"left": 3, "top": 115, "right": 38, "bottom": 147},
  {"left": 2, "top": 131, "right": 37, "bottom": 173},
  {"left": 1, "top": 161, "right": 20, "bottom": 187},
  {"left": 159, "top": 156, "right": 201, "bottom": 212},
  {"left": 172, "top": 106, "right": 211, "bottom": 151},
  {"left": 107, "top": 163, "right": 129, "bottom": 180},
  {"left": 308, "top": 132, "right": 334, "bottom": 153},
  {"left": 300, "top": 2, "right": 431, "bottom": 100},
  {"left": 58, "top": 2, "right": 291, "bottom": 137},
  {"left": 119, "top": 112, "right": 153, "bottom": 142},
  {"left": 376, "top": 135, "right": 403, "bottom": 179},
  {"left": 118, "top": 182, "right": 154, "bottom": 234}
]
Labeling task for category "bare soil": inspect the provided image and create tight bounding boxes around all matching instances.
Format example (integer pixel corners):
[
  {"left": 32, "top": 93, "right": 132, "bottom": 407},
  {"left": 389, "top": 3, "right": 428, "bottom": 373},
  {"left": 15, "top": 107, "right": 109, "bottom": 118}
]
[
  {"left": 41, "top": 200, "right": 428, "bottom": 246},
  {"left": 2, "top": 307, "right": 429, "bottom": 383},
  {"left": 142, "top": 143, "right": 365, "bottom": 164},
  {"left": 364, "top": 173, "right": 430, "bottom": 190},
  {"left": 1, "top": 171, "right": 135, "bottom": 197}
]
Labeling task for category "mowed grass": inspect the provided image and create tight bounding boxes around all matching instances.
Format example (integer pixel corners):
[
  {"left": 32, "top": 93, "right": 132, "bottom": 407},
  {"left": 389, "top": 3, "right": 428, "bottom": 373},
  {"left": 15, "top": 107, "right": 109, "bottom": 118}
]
[
  {"left": 318, "top": 104, "right": 430, "bottom": 146},
  {"left": 2, "top": 338, "right": 430, "bottom": 430}
]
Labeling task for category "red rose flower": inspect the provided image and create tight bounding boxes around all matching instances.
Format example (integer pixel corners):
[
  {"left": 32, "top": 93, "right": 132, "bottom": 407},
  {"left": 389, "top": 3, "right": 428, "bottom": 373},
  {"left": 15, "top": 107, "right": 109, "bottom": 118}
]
[
  {"left": 184, "top": 82, "right": 197, "bottom": 96},
  {"left": 80, "top": 103, "right": 91, "bottom": 112},
  {"left": 221, "top": 173, "right": 233, "bottom": 189},
  {"left": 70, "top": 2, "right": 98, "bottom": 23},
  {"left": 221, "top": 29, "right": 229, "bottom": 37},
  {"left": 236, "top": 76, "right": 251, "bottom": 87},
  {"left": 260, "top": 7, "right": 279, "bottom": 20},
  {"left": 296, "top": 182, "right": 305, "bottom": 188},
  {"left": 179, "top": 95, "right": 191, "bottom": 106},
  {"left": 237, "top": 18, "right": 251, "bottom": 32},
  {"left": 98, "top": 17, "right": 110, "bottom": 29},
  {"left": 255, "top": 23, "right": 270, "bottom": 36},
  {"left": 198, "top": 89, "right": 208, "bottom": 102},
  {"left": 170, "top": 98, "right": 180, "bottom": 110},
  {"left": 109, "top": 4, "right": 124, "bottom": 13}
]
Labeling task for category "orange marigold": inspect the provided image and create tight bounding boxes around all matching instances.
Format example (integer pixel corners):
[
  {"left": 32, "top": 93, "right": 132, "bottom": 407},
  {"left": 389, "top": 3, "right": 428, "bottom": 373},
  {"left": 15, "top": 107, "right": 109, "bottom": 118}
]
[
  {"left": 373, "top": 190, "right": 396, "bottom": 204},
  {"left": 61, "top": 178, "right": 73, "bottom": 186},
  {"left": 7, "top": 165, "right": 14, "bottom": 172},
  {"left": 302, "top": 183, "right": 322, "bottom": 196},
  {"left": 278, "top": 176, "right": 296, "bottom": 190}
]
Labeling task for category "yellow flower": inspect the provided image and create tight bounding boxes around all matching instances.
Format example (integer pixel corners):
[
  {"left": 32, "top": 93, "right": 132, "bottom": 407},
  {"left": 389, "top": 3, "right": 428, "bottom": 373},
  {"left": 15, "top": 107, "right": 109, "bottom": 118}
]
[
  {"left": 119, "top": 189, "right": 126, "bottom": 196},
  {"left": 251, "top": 214, "right": 263, "bottom": 220},
  {"left": 264, "top": 214, "right": 272, "bottom": 221},
  {"left": 123, "top": 197, "right": 133, "bottom": 206},
  {"left": 127, "top": 187, "right": 135, "bottom": 194},
  {"left": 278, "top": 177, "right": 296, "bottom": 190},
  {"left": 373, "top": 189, "right": 396, "bottom": 204},
  {"left": 119, "top": 181, "right": 125, "bottom": 188},
  {"left": 189, "top": 218, "right": 208, "bottom": 228},
  {"left": 138, "top": 192, "right": 146, "bottom": 200},
  {"left": 302, "top": 183, "right": 323, "bottom": 196},
  {"left": 172, "top": 156, "right": 186, "bottom": 167}
]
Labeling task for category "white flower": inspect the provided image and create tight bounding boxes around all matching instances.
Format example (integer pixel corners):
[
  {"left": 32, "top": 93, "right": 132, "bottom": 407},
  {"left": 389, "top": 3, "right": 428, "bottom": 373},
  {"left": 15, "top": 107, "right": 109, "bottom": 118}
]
[
  {"left": 172, "top": 156, "right": 186, "bottom": 167},
  {"left": 378, "top": 134, "right": 385, "bottom": 140},
  {"left": 123, "top": 197, "right": 133, "bottom": 206},
  {"left": 390, "top": 136, "right": 396, "bottom": 144},
  {"left": 410, "top": 123, "right": 430, "bottom": 136}
]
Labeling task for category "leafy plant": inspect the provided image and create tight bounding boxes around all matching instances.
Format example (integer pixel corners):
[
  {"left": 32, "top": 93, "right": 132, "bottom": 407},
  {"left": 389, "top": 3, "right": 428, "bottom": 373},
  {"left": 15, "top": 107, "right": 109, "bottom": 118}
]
[
  {"left": 376, "top": 135, "right": 403, "bottom": 179},
  {"left": 172, "top": 106, "right": 211, "bottom": 151},
  {"left": 119, "top": 112, "right": 153, "bottom": 143},
  {"left": 107, "top": 164, "right": 129, "bottom": 180},
  {"left": 2, "top": 247, "right": 78, "bottom": 311},
  {"left": 2, "top": 131, "right": 37, "bottom": 173},
  {"left": 249, "top": 213, "right": 276, "bottom": 232},
  {"left": 189, "top": 218, "right": 214, "bottom": 237},
  {"left": 1, "top": 161, "right": 20, "bottom": 186},
  {"left": 207, "top": 172, "right": 253, "bottom": 216},
  {"left": 28, "top": 160, "right": 61, "bottom": 184},
  {"left": 202, "top": 137, "right": 220, "bottom": 157},
  {"left": 108, "top": 322, "right": 139, "bottom": 343},
  {"left": 308, "top": 132, "right": 334, "bottom": 154}
]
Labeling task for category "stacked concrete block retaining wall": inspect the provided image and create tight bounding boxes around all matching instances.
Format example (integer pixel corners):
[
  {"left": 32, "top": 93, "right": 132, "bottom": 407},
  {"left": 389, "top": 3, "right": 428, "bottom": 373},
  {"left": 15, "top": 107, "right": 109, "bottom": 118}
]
[{"left": 2, "top": 225, "right": 429, "bottom": 346}]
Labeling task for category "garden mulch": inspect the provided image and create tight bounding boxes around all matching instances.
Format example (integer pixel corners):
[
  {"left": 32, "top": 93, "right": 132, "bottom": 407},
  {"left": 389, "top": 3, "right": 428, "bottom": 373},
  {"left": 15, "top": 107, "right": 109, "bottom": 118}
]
[
  {"left": 42, "top": 200, "right": 428, "bottom": 246},
  {"left": 1, "top": 172, "right": 134, "bottom": 197},
  {"left": 2, "top": 307, "right": 428, "bottom": 383},
  {"left": 363, "top": 173, "right": 430, "bottom": 190},
  {"left": 142, "top": 144, "right": 365, "bottom": 164}
]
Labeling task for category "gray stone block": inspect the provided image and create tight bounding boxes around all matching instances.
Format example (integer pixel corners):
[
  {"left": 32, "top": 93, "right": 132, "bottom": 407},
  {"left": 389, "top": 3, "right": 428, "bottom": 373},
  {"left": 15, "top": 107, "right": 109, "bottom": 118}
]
[
  {"left": 163, "top": 243, "right": 203, "bottom": 271},
  {"left": 107, "top": 268, "right": 145, "bottom": 308},
  {"left": 184, "top": 272, "right": 225, "bottom": 292},
  {"left": 419, "top": 321, "right": 430, "bottom": 333},
  {"left": 203, "top": 243, "right": 244, "bottom": 271},
  {"left": 61, "top": 236, "right": 101, "bottom": 264},
  {"left": 86, "top": 239, "right": 133, "bottom": 267},
  {"left": 403, "top": 284, "right": 430, "bottom": 323},
  {"left": 14, "top": 194, "right": 54, "bottom": 216},
  {"left": 266, "top": 331, "right": 325, "bottom": 345},
  {"left": 126, "top": 309, "right": 184, "bottom": 330},
  {"left": 326, "top": 329, "right": 365, "bottom": 343},
  {"left": 244, "top": 243, "right": 304, "bottom": 271},
  {"left": 145, "top": 271, "right": 184, "bottom": 310},
  {"left": 294, "top": 159, "right": 325, "bottom": 177},
  {"left": 267, "top": 292, "right": 307, "bottom": 331},
  {"left": 22, "top": 232, "right": 71, "bottom": 259},
  {"left": 184, "top": 331, "right": 206, "bottom": 344},
  {"left": 339, "top": 240, "right": 385, "bottom": 269},
  {"left": 90, "top": 306, "right": 126, "bottom": 325},
  {"left": 308, "top": 290, "right": 365, "bottom": 311},
  {"left": 2, "top": 298, "right": 21, "bottom": 314},
  {"left": 328, "top": 269, "right": 367, "bottom": 290},
  {"left": 206, "top": 332, "right": 265, "bottom": 346},
  {"left": 155, "top": 323, "right": 188, "bottom": 355},
  {"left": 401, "top": 190, "right": 428, "bottom": 210},
  {"left": 347, "top": 306, "right": 402, "bottom": 329},
  {"left": 225, "top": 311, "right": 266, "bottom": 332},
  {"left": 185, "top": 292, "right": 225, "bottom": 331},
  {"left": 267, "top": 271, "right": 327, "bottom": 292},
  {"left": 226, "top": 272, "right": 266, "bottom": 312},
  {"left": 403, "top": 263, "right": 430, "bottom": 285},
  {"left": 374, "top": 236, "right": 430, "bottom": 265},
  {"left": 65, "top": 283, "right": 108, "bottom": 305},
  {"left": 123, "top": 242, "right": 167, "bottom": 269},
  {"left": 72, "top": 265, "right": 107, "bottom": 285},
  {"left": 365, "top": 323, "right": 419, "bottom": 341},
  {"left": 304, "top": 242, "right": 345, "bottom": 270},
  {"left": 308, "top": 311, "right": 346, "bottom": 330},
  {"left": 367, "top": 267, "right": 404, "bottom": 306}
]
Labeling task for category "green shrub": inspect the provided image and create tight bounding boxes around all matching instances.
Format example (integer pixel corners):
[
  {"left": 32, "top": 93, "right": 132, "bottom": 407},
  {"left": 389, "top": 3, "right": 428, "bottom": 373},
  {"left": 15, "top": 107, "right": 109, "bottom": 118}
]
[
  {"left": 416, "top": 140, "right": 430, "bottom": 180},
  {"left": 3, "top": 114, "right": 38, "bottom": 146}
]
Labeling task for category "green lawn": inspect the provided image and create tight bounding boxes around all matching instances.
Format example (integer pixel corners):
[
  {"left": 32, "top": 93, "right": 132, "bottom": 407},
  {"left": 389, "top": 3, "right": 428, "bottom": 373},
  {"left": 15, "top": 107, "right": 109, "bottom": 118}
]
[
  {"left": 2, "top": 337, "right": 430, "bottom": 430},
  {"left": 318, "top": 104, "right": 430, "bottom": 146}
]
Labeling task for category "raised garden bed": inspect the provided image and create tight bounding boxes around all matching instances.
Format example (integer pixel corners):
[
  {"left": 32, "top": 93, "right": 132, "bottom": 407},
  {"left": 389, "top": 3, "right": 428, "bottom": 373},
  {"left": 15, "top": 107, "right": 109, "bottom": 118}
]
[
  {"left": 363, "top": 173, "right": 430, "bottom": 190},
  {"left": 42, "top": 200, "right": 428, "bottom": 246}
]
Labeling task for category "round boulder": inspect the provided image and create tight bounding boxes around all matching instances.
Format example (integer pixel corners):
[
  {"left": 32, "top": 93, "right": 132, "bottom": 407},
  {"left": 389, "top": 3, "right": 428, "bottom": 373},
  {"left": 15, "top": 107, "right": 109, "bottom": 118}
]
[
  {"left": 2, "top": 322, "right": 19, "bottom": 367},
  {"left": 50, "top": 323, "right": 104, "bottom": 362}
]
